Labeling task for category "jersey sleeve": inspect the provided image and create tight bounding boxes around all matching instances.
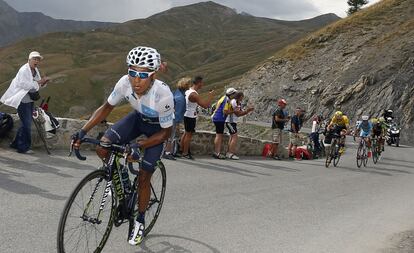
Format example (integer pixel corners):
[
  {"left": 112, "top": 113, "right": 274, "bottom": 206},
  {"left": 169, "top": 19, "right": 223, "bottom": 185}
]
[
  {"left": 158, "top": 93, "right": 174, "bottom": 128},
  {"left": 107, "top": 77, "right": 126, "bottom": 106},
  {"left": 344, "top": 116, "right": 350, "bottom": 126}
]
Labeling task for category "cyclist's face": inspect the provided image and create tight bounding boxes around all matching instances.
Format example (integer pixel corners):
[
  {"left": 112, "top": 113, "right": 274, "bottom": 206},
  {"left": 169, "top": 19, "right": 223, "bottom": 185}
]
[{"left": 128, "top": 66, "right": 155, "bottom": 95}]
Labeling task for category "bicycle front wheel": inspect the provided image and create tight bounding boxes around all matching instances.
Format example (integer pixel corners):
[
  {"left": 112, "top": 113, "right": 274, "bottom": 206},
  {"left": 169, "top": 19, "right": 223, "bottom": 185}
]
[
  {"left": 325, "top": 144, "right": 334, "bottom": 168},
  {"left": 333, "top": 145, "right": 341, "bottom": 167},
  {"left": 356, "top": 145, "right": 363, "bottom": 168},
  {"left": 57, "top": 170, "right": 116, "bottom": 253}
]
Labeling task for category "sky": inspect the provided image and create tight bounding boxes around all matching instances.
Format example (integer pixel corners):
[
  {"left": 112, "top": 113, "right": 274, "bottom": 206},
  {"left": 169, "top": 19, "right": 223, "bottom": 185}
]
[{"left": 4, "top": 0, "right": 381, "bottom": 23}]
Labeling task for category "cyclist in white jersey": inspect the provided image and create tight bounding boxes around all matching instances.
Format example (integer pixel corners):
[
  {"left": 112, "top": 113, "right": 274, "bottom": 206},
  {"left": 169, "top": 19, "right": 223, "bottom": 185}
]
[
  {"left": 180, "top": 76, "right": 214, "bottom": 159},
  {"left": 72, "top": 46, "right": 173, "bottom": 246}
]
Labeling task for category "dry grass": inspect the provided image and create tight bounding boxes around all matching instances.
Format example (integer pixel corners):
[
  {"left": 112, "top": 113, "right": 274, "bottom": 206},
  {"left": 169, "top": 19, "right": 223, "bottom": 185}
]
[{"left": 275, "top": 0, "right": 405, "bottom": 61}]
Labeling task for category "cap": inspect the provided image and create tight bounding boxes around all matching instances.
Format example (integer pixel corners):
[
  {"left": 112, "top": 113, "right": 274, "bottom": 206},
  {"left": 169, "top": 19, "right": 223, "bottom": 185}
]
[
  {"left": 28, "top": 51, "right": 43, "bottom": 60},
  {"left": 226, "top": 87, "right": 237, "bottom": 96}
]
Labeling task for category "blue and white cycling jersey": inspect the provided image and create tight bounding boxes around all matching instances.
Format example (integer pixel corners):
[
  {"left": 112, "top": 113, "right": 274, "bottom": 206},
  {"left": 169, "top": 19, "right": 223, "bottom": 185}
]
[
  {"left": 358, "top": 121, "right": 372, "bottom": 137},
  {"left": 108, "top": 75, "right": 174, "bottom": 128}
]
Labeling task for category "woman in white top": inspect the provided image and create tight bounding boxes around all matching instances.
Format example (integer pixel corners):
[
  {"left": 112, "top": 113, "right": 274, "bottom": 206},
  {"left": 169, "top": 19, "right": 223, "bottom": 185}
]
[
  {"left": 224, "top": 91, "right": 254, "bottom": 160},
  {"left": 180, "top": 76, "right": 214, "bottom": 159},
  {"left": 1, "top": 51, "right": 49, "bottom": 154}
]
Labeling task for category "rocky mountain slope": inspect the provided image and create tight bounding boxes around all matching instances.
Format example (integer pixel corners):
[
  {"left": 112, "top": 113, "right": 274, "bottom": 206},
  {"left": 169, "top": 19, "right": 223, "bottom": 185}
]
[
  {"left": 0, "top": 0, "right": 115, "bottom": 47},
  {"left": 232, "top": 0, "right": 414, "bottom": 142},
  {"left": 0, "top": 1, "right": 339, "bottom": 118}
]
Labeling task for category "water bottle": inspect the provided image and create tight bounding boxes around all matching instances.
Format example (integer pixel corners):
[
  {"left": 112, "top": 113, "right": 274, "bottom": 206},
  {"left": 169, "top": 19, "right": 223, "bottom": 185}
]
[{"left": 120, "top": 165, "right": 131, "bottom": 194}]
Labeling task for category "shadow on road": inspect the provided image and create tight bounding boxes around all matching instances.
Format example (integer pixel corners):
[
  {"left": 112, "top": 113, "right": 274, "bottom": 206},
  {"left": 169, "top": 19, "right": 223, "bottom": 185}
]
[
  {"left": 235, "top": 160, "right": 300, "bottom": 172},
  {"left": 138, "top": 234, "right": 222, "bottom": 253},
  {"left": 0, "top": 169, "right": 66, "bottom": 200},
  {"left": 176, "top": 159, "right": 260, "bottom": 178}
]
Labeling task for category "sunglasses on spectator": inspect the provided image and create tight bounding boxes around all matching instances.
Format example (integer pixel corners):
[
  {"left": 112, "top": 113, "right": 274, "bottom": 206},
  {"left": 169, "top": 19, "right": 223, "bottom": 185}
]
[{"left": 128, "top": 69, "right": 154, "bottom": 79}]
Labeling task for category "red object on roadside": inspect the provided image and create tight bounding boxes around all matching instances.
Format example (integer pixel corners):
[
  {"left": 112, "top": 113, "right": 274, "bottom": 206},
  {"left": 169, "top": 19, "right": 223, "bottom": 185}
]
[
  {"left": 295, "top": 147, "right": 312, "bottom": 160},
  {"left": 262, "top": 143, "right": 273, "bottom": 158}
]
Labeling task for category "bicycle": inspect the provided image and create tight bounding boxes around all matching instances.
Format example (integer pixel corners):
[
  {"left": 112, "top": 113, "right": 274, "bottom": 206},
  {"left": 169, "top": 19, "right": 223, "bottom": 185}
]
[
  {"left": 57, "top": 137, "right": 166, "bottom": 252},
  {"left": 325, "top": 132, "right": 342, "bottom": 168},
  {"left": 356, "top": 137, "right": 369, "bottom": 168},
  {"left": 32, "top": 106, "right": 51, "bottom": 155}
]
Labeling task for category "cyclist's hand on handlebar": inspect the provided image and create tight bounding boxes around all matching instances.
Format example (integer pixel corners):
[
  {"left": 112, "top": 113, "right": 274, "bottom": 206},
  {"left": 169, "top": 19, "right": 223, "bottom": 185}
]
[
  {"left": 127, "top": 143, "right": 142, "bottom": 162},
  {"left": 71, "top": 129, "right": 87, "bottom": 148}
]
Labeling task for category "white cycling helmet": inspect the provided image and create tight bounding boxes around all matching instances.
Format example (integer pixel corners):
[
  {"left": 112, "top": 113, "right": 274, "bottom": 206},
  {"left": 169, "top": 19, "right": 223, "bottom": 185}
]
[
  {"left": 126, "top": 46, "right": 161, "bottom": 71},
  {"left": 361, "top": 115, "right": 369, "bottom": 121}
]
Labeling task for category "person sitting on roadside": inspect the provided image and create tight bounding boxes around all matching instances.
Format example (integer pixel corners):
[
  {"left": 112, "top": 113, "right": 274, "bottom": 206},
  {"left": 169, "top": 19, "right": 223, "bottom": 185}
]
[
  {"left": 224, "top": 91, "right": 254, "bottom": 160},
  {"left": 288, "top": 108, "right": 304, "bottom": 159},
  {"left": 327, "top": 111, "right": 350, "bottom": 154},
  {"left": 211, "top": 87, "right": 237, "bottom": 159},
  {"left": 271, "top": 98, "right": 290, "bottom": 160},
  {"left": 163, "top": 77, "right": 191, "bottom": 160},
  {"left": 180, "top": 76, "right": 214, "bottom": 159}
]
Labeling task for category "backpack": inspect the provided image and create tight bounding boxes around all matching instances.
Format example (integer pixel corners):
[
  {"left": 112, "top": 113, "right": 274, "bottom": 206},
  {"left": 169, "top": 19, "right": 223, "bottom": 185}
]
[
  {"left": 0, "top": 112, "right": 14, "bottom": 138},
  {"left": 295, "top": 147, "right": 312, "bottom": 160},
  {"left": 262, "top": 143, "right": 273, "bottom": 158}
]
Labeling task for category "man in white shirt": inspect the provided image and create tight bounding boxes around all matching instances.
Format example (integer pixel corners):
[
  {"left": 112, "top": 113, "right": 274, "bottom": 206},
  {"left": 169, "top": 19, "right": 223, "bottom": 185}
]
[
  {"left": 179, "top": 76, "right": 214, "bottom": 159},
  {"left": 1, "top": 51, "right": 49, "bottom": 154}
]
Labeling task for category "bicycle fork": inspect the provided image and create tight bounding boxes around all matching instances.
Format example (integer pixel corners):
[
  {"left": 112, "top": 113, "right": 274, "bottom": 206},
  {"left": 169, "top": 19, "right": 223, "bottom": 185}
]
[{"left": 81, "top": 179, "right": 112, "bottom": 224}]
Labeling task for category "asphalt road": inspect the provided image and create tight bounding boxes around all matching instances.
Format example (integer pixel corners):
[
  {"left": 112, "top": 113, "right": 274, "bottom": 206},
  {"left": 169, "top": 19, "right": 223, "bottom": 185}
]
[{"left": 1, "top": 141, "right": 414, "bottom": 253}]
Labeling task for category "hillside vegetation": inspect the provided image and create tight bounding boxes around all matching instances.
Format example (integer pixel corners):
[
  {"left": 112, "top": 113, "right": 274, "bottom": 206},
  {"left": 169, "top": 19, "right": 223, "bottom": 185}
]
[{"left": 0, "top": 1, "right": 339, "bottom": 119}]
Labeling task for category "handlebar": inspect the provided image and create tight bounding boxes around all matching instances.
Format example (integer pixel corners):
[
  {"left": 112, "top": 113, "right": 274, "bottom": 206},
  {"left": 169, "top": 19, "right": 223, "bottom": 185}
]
[{"left": 69, "top": 136, "right": 141, "bottom": 162}]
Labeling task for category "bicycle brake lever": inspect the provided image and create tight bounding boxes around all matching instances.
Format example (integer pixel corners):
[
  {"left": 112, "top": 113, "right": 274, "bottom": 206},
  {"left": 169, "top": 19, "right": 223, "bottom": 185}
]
[{"left": 69, "top": 139, "right": 74, "bottom": 157}]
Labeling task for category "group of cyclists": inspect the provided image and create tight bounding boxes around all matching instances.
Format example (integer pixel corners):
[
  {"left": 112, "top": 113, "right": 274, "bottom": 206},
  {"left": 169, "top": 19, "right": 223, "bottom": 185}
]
[{"left": 324, "top": 109, "right": 394, "bottom": 162}]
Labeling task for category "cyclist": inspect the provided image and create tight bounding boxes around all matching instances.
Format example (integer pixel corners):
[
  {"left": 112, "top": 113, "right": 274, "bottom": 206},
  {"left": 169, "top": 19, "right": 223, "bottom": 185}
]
[
  {"left": 356, "top": 115, "right": 373, "bottom": 157},
  {"left": 327, "top": 111, "right": 350, "bottom": 154},
  {"left": 378, "top": 117, "right": 388, "bottom": 151},
  {"left": 72, "top": 46, "right": 174, "bottom": 246}
]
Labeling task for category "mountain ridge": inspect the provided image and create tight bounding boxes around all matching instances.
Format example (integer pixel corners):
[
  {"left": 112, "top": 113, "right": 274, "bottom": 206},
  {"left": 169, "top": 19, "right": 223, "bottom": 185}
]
[{"left": 0, "top": 0, "right": 116, "bottom": 47}]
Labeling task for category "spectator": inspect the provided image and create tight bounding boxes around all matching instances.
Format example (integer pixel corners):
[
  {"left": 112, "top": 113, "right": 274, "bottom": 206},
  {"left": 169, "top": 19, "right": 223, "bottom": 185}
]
[
  {"left": 163, "top": 77, "right": 191, "bottom": 160},
  {"left": 225, "top": 91, "right": 254, "bottom": 160},
  {"left": 288, "top": 108, "right": 304, "bottom": 159},
  {"left": 310, "top": 114, "right": 323, "bottom": 157},
  {"left": 211, "top": 87, "right": 237, "bottom": 159},
  {"left": 271, "top": 98, "right": 290, "bottom": 160},
  {"left": 180, "top": 76, "right": 214, "bottom": 159},
  {"left": 0, "top": 51, "right": 50, "bottom": 154}
]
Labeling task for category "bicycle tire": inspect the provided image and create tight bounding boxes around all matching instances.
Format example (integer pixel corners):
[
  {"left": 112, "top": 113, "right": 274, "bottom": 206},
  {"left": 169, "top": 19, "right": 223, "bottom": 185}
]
[
  {"left": 333, "top": 144, "right": 340, "bottom": 167},
  {"left": 363, "top": 147, "right": 368, "bottom": 167},
  {"left": 356, "top": 144, "right": 363, "bottom": 168},
  {"left": 57, "top": 170, "right": 115, "bottom": 253},
  {"left": 372, "top": 140, "right": 379, "bottom": 164},
  {"left": 325, "top": 141, "right": 335, "bottom": 168},
  {"left": 128, "top": 161, "right": 167, "bottom": 237}
]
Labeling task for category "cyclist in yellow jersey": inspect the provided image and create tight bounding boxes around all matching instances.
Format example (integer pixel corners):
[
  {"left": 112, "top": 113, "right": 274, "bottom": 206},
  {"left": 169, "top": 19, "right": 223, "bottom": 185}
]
[{"left": 327, "top": 111, "right": 350, "bottom": 154}]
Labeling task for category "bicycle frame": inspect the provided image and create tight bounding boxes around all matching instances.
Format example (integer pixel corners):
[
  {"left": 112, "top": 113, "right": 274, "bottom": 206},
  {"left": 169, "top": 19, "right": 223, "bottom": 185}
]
[{"left": 82, "top": 151, "right": 135, "bottom": 225}]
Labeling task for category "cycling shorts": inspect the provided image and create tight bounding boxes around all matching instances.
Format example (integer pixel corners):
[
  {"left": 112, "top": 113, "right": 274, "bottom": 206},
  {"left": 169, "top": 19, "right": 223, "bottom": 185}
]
[{"left": 104, "top": 111, "right": 163, "bottom": 173}]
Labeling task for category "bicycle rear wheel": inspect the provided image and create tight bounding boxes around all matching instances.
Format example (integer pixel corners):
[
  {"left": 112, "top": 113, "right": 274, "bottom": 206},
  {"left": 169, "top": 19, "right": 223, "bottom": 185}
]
[
  {"left": 57, "top": 170, "right": 115, "bottom": 253},
  {"left": 128, "top": 161, "right": 167, "bottom": 237}
]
